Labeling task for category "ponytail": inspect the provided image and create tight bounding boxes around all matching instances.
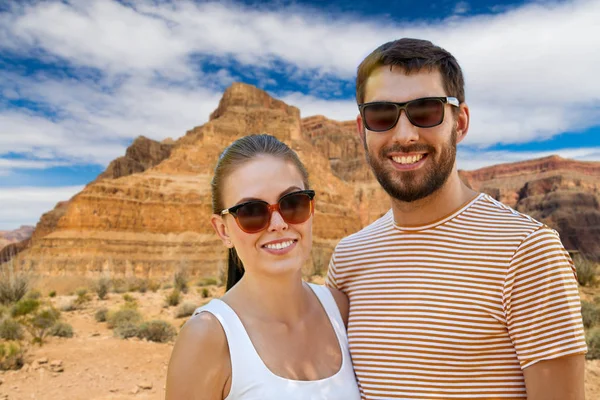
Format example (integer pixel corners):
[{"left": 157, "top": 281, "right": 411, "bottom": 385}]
[{"left": 226, "top": 248, "right": 244, "bottom": 291}]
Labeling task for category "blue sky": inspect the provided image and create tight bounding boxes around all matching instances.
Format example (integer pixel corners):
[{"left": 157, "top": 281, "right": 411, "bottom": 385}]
[{"left": 1, "top": 0, "right": 599, "bottom": 230}]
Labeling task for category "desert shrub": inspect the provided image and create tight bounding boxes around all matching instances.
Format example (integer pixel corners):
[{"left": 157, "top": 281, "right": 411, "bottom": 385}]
[
  {"left": 0, "top": 341, "right": 25, "bottom": 370},
  {"left": 114, "top": 321, "right": 140, "bottom": 339},
  {"left": 594, "top": 296, "right": 600, "bottom": 305},
  {"left": 26, "top": 290, "right": 42, "bottom": 300},
  {"left": 24, "top": 306, "right": 61, "bottom": 345},
  {"left": 0, "top": 267, "right": 29, "bottom": 304},
  {"left": 574, "top": 254, "right": 597, "bottom": 287},
  {"left": 0, "top": 318, "right": 24, "bottom": 340},
  {"left": 175, "top": 302, "right": 197, "bottom": 318},
  {"left": 111, "top": 278, "right": 127, "bottom": 294},
  {"left": 11, "top": 298, "right": 40, "bottom": 318},
  {"left": 0, "top": 304, "right": 8, "bottom": 318},
  {"left": 95, "top": 307, "right": 109, "bottom": 322},
  {"left": 138, "top": 320, "right": 176, "bottom": 343},
  {"left": 106, "top": 308, "right": 143, "bottom": 330},
  {"left": 164, "top": 289, "right": 181, "bottom": 307},
  {"left": 60, "top": 300, "right": 77, "bottom": 312},
  {"left": 196, "top": 277, "right": 218, "bottom": 287},
  {"left": 49, "top": 321, "right": 74, "bottom": 338},
  {"left": 200, "top": 288, "right": 210, "bottom": 299},
  {"left": 48, "top": 290, "right": 56, "bottom": 298},
  {"left": 148, "top": 280, "right": 161, "bottom": 292},
  {"left": 122, "top": 293, "right": 135, "bottom": 303},
  {"left": 162, "top": 282, "right": 173, "bottom": 290},
  {"left": 174, "top": 270, "right": 188, "bottom": 294},
  {"left": 94, "top": 277, "right": 110, "bottom": 300},
  {"left": 122, "top": 294, "right": 138, "bottom": 309},
  {"left": 73, "top": 288, "right": 91, "bottom": 307},
  {"left": 582, "top": 301, "right": 600, "bottom": 329},
  {"left": 586, "top": 328, "right": 600, "bottom": 360}
]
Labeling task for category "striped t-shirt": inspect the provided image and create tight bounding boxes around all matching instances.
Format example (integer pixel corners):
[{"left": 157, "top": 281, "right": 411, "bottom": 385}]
[{"left": 326, "top": 193, "right": 587, "bottom": 400}]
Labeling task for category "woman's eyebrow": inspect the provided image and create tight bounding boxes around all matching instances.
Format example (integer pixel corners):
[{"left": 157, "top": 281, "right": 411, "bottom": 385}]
[{"left": 235, "top": 186, "right": 303, "bottom": 204}]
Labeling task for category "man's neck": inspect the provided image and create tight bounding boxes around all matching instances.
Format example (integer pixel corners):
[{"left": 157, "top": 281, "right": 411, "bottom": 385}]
[{"left": 390, "top": 170, "right": 479, "bottom": 227}]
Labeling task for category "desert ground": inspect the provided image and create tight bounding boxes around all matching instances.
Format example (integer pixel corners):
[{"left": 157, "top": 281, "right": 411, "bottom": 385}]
[{"left": 0, "top": 275, "right": 599, "bottom": 400}]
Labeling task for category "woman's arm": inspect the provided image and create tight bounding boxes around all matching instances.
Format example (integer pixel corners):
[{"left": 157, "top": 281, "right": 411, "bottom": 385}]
[{"left": 166, "top": 312, "right": 231, "bottom": 400}]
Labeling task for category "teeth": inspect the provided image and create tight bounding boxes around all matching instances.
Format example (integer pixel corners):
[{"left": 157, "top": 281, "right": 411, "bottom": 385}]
[
  {"left": 392, "top": 154, "right": 424, "bottom": 165},
  {"left": 265, "top": 240, "right": 294, "bottom": 250}
]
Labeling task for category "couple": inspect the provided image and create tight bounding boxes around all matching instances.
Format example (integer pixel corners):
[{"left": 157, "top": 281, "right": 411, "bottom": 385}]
[{"left": 166, "top": 38, "right": 587, "bottom": 399}]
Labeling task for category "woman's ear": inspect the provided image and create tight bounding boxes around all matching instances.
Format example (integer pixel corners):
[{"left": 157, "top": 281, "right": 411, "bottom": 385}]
[{"left": 210, "top": 215, "right": 234, "bottom": 248}]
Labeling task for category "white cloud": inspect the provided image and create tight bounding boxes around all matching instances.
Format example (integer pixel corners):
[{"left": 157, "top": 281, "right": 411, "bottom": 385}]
[
  {"left": 0, "top": 186, "right": 84, "bottom": 230},
  {"left": 0, "top": 0, "right": 599, "bottom": 170}
]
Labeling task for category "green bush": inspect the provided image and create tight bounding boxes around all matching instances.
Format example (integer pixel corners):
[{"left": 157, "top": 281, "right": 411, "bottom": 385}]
[
  {"left": 138, "top": 320, "right": 176, "bottom": 343},
  {"left": 11, "top": 298, "right": 41, "bottom": 318},
  {"left": 164, "top": 289, "right": 181, "bottom": 307},
  {"left": 114, "top": 321, "right": 140, "bottom": 339},
  {"left": 586, "top": 328, "right": 600, "bottom": 360},
  {"left": 95, "top": 307, "right": 109, "bottom": 322},
  {"left": 24, "top": 307, "right": 61, "bottom": 345},
  {"left": 49, "top": 290, "right": 56, "bottom": 298},
  {"left": 49, "top": 321, "right": 74, "bottom": 338},
  {"left": 174, "top": 270, "right": 188, "bottom": 294},
  {"left": 582, "top": 301, "right": 600, "bottom": 329},
  {"left": 0, "top": 341, "right": 25, "bottom": 370},
  {"left": 106, "top": 308, "right": 143, "bottom": 330},
  {"left": 196, "top": 277, "right": 218, "bottom": 286},
  {"left": 200, "top": 287, "right": 210, "bottom": 298},
  {"left": 175, "top": 302, "right": 197, "bottom": 318},
  {"left": 0, "top": 318, "right": 24, "bottom": 340},
  {"left": 0, "top": 269, "right": 29, "bottom": 305},
  {"left": 94, "top": 277, "right": 110, "bottom": 300},
  {"left": 574, "top": 254, "right": 597, "bottom": 287},
  {"left": 26, "top": 290, "right": 42, "bottom": 300}
]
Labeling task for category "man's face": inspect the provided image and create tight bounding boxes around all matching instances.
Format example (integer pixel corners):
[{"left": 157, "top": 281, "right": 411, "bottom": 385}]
[{"left": 359, "top": 66, "right": 460, "bottom": 203}]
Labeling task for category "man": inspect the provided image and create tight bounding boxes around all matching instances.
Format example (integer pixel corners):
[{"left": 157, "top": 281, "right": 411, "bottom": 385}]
[{"left": 326, "top": 38, "right": 587, "bottom": 400}]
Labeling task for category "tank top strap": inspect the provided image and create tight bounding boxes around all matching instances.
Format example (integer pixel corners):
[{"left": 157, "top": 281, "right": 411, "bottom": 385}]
[
  {"left": 192, "top": 299, "right": 268, "bottom": 394},
  {"left": 306, "top": 283, "right": 347, "bottom": 341}
]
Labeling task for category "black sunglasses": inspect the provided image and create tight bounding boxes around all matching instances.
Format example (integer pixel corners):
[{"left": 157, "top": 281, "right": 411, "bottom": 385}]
[
  {"left": 220, "top": 190, "right": 315, "bottom": 233},
  {"left": 359, "top": 96, "right": 460, "bottom": 132}
]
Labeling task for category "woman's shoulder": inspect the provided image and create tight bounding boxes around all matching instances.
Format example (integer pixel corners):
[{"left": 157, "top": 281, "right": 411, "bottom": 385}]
[{"left": 166, "top": 306, "right": 231, "bottom": 399}]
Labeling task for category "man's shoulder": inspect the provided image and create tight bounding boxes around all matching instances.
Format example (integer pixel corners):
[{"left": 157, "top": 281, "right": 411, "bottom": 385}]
[{"left": 469, "top": 193, "right": 546, "bottom": 231}]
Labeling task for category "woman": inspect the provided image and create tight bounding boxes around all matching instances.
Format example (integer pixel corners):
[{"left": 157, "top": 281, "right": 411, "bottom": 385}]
[{"left": 166, "top": 134, "right": 360, "bottom": 399}]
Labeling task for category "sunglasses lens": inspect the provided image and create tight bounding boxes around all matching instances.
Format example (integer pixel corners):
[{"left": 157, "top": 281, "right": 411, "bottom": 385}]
[
  {"left": 363, "top": 103, "right": 399, "bottom": 131},
  {"left": 236, "top": 202, "right": 270, "bottom": 233},
  {"left": 279, "top": 193, "right": 313, "bottom": 225},
  {"left": 407, "top": 98, "right": 444, "bottom": 127}
]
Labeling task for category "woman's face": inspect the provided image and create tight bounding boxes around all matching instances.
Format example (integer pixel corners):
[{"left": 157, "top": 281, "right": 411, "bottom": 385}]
[{"left": 211, "top": 155, "right": 313, "bottom": 279}]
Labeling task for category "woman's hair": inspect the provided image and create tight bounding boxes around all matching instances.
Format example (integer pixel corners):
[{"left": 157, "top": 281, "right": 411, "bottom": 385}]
[{"left": 211, "top": 134, "right": 310, "bottom": 291}]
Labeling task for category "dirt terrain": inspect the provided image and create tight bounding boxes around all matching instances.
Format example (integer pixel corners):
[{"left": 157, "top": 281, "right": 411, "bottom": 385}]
[{"left": 0, "top": 276, "right": 599, "bottom": 400}]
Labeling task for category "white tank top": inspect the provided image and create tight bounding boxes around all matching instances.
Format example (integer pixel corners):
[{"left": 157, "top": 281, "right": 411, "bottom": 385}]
[{"left": 193, "top": 283, "right": 361, "bottom": 400}]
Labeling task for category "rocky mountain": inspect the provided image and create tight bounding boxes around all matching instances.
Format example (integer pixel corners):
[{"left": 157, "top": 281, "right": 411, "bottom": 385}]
[
  {"left": 0, "top": 225, "right": 34, "bottom": 251},
  {"left": 3, "top": 82, "right": 599, "bottom": 279}
]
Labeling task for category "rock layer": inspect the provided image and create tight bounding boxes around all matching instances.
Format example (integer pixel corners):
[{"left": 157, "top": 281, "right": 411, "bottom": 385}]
[{"left": 6, "top": 84, "right": 600, "bottom": 279}]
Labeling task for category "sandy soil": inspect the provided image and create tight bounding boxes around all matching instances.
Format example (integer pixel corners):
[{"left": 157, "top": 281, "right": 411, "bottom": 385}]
[{"left": 1, "top": 277, "right": 599, "bottom": 400}]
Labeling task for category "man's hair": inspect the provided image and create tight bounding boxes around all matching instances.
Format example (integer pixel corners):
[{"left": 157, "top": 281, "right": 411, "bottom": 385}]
[{"left": 356, "top": 38, "right": 465, "bottom": 105}]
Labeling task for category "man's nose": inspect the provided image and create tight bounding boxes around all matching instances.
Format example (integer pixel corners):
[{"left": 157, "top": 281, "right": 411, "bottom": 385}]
[{"left": 390, "top": 111, "right": 419, "bottom": 145}]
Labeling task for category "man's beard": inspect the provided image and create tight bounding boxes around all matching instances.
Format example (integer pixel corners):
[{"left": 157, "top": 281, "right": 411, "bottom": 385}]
[{"left": 364, "top": 128, "right": 457, "bottom": 203}]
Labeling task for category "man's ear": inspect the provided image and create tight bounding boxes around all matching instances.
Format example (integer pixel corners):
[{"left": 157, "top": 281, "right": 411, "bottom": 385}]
[
  {"left": 356, "top": 114, "right": 366, "bottom": 143},
  {"left": 455, "top": 103, "right": 470, "bottom": 144},
  {"left": 210, "top": 215, "right": 234, "bottom": 248}
]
